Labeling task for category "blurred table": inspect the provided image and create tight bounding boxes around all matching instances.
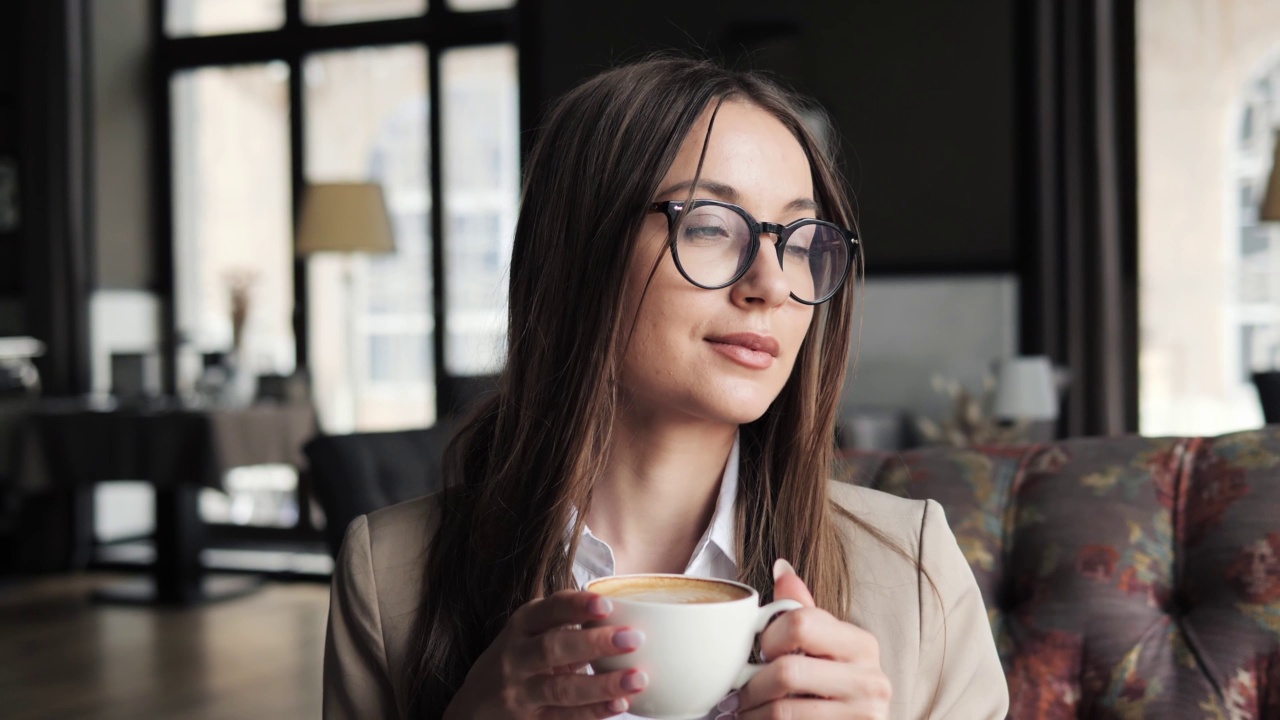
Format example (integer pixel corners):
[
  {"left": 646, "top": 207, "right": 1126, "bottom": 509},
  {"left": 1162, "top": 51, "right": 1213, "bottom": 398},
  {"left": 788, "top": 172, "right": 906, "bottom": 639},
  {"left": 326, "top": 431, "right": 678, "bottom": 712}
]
[{"left": 17, "top": 398, "right": 317, "bottom": 605}]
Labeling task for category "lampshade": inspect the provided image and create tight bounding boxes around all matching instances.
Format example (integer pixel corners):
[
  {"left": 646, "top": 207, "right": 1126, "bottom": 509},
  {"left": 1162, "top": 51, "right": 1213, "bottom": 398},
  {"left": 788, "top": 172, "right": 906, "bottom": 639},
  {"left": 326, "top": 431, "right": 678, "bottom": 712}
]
[
  {"left": 1264, "top": 133, "right": 1280, "bottom": 222},
  {"left": 992, "top": 355, "right": 1059, "bottom": 421},
  {"left": 295, "top": 182, "right": 396, "bottom": 255},
  {"left": 0, "top": 336, "right": 45, "bottom": 360}
]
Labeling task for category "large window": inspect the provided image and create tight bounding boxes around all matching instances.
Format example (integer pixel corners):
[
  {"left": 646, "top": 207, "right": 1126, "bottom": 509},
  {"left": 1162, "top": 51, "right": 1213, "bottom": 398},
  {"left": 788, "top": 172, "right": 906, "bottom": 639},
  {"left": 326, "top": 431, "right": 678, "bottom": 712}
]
[
  {"left": 1138, "top": 1, "right": 1280, "bottom": 435},
  {"left": 160, "top": 0, "right": 518, "bottom": 535},
  {"left": 162, "top": 0, "right": 519, "bottom": 434},
  {"left": 1232, "top": 60, "right": 1280, "bottom": 389}
]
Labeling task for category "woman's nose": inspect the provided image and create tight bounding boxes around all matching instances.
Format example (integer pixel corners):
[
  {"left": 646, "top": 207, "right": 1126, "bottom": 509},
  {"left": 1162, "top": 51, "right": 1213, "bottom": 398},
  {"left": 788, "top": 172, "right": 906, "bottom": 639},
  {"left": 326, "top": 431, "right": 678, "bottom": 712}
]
[{"left": 730, "top": 233, "right": 791, "bottom": 307}]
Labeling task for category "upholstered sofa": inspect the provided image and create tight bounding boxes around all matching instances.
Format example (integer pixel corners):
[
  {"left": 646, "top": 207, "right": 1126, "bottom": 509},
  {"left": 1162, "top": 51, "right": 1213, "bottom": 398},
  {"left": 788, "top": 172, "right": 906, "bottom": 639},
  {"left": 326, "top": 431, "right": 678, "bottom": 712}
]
[{"left": 844, "top": 428, "right": 1280, "bottom": 719}]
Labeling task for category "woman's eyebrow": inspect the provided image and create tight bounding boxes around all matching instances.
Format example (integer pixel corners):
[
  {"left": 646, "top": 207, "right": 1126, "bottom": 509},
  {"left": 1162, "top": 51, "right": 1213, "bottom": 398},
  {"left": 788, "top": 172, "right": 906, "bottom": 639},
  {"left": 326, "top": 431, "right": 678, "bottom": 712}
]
[
  {"left": 656, "top": 179, "right": 818, "bottom": 214},
  {"left": 784, "top": 198, "right": 819, "bottom": 214},
  {"left": 657, "top": 178, "right": 740, "bottom": 201}
]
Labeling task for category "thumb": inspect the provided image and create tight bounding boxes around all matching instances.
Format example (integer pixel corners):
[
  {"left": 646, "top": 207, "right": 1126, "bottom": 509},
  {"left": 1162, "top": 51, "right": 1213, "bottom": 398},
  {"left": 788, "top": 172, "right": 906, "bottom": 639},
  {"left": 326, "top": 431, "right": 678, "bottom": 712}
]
[{"left": 772, "top": 558, "right": 816, "bottom": 607}]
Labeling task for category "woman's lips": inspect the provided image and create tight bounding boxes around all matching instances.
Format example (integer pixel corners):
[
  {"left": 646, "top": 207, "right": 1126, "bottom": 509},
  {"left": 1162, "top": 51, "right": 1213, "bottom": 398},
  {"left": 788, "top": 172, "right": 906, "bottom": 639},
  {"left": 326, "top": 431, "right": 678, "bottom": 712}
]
[{"left": 705, "top": 333, "right": 779, "bottom": 370}]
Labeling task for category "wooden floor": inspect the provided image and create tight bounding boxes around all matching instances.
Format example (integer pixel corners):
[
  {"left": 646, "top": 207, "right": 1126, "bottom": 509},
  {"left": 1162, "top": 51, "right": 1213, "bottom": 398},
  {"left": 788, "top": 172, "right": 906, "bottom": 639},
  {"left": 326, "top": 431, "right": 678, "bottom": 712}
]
[{"left": 0, "top": 573, "right": 330, "bottom": 719}]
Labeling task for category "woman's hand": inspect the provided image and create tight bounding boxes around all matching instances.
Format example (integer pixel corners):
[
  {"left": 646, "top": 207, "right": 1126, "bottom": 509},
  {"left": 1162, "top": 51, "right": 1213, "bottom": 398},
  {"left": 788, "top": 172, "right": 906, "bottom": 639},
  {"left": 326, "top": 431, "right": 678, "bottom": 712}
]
[
  {"left": 443, "top": 590, "right": 649, "bottom": 719},
  {"left": 717, "top": 559, "right": 892, "bottom": 720}
]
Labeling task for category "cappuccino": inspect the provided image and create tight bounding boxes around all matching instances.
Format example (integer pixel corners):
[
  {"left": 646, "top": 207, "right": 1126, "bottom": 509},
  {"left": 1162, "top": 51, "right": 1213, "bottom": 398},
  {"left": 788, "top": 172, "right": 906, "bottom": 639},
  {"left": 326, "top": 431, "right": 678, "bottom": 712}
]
[
  {"left": 584, "top": 573, "right": 802, "bottom": 719},
  {"left": 589, "top": 575, "right": 751, "bottom": 604}
]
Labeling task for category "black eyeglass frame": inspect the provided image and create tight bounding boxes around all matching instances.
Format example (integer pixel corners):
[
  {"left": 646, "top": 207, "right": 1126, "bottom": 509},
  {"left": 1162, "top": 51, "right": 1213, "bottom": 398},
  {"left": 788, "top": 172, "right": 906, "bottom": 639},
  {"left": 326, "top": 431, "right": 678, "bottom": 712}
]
[{"left": 648, "top": 199, "right": 860, "bottom": 305}]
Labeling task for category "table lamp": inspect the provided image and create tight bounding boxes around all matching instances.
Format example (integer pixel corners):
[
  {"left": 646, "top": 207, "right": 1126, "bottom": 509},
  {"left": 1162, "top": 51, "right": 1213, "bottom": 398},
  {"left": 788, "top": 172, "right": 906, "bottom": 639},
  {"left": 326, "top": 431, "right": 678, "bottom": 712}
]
[
  {"left": 993, "top": 356, "right": 1058, "bottom": 421},
  {"left": 992, "top": 355, "right": 1059, "bottom": 443},
  {"left": 295, "top": 183, "right": 396, "bottom": 423}
]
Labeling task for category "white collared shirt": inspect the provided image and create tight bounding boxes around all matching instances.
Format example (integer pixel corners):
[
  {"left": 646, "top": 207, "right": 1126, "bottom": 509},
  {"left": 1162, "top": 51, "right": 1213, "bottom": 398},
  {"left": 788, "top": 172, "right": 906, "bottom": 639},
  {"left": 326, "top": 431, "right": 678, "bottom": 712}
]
[
  {"left": 572, "top": 436, "right": 740, "bottom": 586},
  {"left": 570, "top": 437, "right": 740, "bottom": 720}
]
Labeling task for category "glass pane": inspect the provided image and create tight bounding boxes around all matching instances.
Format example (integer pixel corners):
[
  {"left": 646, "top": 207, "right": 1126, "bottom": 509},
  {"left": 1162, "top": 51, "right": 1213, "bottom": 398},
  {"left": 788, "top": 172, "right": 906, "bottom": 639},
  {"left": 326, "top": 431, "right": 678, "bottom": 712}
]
[
  {"left": 304, "top": 45, "right": 432, "bottom": 432},
  {"left": 171, "top": 63, "right": 295, "bottom": 387},
  {"left": 1137, "top": 0, "right": 1280, "bottom": 435},
  {"left": 441, "top": 44, "right": 519, "bottom": 375},
  {"left": 447, "top": 0, "right": 515, "bottom": 11},
  {"left": 303, "top": 0, "right": 426, "bottom": 25},
  {"left": 166, "top": 0, "right": 284, "bottom": 37}
]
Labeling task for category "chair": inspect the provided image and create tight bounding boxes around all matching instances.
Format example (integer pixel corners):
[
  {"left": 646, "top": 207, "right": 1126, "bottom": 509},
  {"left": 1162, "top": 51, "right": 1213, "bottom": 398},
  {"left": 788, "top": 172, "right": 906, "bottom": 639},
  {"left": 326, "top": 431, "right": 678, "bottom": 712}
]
[
  {"left": 440, "top": 374, "right": 498, "bottom": 419},
  {"left": 303, "top": 423, "right": 454, "bottom": 558}
]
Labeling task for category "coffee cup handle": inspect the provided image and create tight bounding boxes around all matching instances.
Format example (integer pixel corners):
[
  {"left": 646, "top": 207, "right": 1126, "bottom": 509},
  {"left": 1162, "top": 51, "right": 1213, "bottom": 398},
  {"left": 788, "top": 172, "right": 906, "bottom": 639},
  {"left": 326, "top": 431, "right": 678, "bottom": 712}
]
[{"left": 731, "top": 599, "right": 804, "bottom": 689}]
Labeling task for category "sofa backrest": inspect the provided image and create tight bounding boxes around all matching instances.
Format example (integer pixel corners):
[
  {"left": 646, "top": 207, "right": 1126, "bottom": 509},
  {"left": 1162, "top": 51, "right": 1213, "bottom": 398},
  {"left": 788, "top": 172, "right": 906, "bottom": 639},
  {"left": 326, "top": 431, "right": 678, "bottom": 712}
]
[{"left": 845, "top": 428, "right": 1280, "bottom": 719}]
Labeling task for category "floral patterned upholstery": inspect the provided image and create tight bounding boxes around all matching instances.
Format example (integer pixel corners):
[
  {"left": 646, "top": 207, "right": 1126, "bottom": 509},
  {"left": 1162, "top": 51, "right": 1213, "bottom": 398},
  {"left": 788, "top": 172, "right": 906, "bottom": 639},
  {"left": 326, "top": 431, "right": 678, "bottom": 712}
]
[{"left": 843, "top": 428, "right": 1280, "bottom": 719}]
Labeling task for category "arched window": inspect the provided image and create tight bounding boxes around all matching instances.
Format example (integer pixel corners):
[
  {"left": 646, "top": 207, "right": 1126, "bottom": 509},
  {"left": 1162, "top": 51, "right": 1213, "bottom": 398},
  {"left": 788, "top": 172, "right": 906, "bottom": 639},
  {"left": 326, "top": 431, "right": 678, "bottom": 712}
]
[
  {"left": 1233, "top": 53, "right": 1280, "bottom": 394},
  {"left": 1138, "top": 7, "right": 1280, "bottom": 437}
]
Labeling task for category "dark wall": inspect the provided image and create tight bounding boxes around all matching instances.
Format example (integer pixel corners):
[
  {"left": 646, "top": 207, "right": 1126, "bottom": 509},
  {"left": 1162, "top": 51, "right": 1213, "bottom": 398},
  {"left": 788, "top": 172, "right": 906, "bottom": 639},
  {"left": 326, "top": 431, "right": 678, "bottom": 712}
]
[
  {"left": 526, "top": 0, "right": 1017, "bottom": 273},
  {"left": 91, "top": 0, "right": 154, "bottom": 290},
  {"left": 0, "top": 0, "right": 25, "bottom": 301},
  {"left": 11, "top": 0, "right": 93, "bottom": 393}
]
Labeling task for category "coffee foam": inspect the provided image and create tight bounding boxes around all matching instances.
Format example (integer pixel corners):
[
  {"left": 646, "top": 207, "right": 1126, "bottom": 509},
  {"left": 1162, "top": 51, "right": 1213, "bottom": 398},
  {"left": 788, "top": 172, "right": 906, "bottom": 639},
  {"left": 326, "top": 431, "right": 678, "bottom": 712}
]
[{"left": 590, "top": 576, "right": 751, "bottom": 604}]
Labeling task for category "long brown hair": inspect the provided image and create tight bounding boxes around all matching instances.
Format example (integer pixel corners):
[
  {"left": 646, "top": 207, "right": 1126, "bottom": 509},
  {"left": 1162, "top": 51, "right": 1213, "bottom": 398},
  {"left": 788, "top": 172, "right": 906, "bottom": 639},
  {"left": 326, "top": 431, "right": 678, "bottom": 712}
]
[{"left": 406, "top": 55, "right": 868, "bottom": 717}]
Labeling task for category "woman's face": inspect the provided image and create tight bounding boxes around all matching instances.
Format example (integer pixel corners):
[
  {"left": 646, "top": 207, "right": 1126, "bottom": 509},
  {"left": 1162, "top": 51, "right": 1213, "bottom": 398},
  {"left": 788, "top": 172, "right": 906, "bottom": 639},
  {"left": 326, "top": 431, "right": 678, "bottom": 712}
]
[{"left": 618, "top": 100, "right": 817, "bottom": 426}]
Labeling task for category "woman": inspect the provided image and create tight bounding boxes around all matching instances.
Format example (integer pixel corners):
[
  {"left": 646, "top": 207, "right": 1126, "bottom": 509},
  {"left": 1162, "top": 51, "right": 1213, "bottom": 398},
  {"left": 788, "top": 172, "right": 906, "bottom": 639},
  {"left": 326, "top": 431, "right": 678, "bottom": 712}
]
[{"left": 325, "top": 56, "right": 1007, "bottom": 719}]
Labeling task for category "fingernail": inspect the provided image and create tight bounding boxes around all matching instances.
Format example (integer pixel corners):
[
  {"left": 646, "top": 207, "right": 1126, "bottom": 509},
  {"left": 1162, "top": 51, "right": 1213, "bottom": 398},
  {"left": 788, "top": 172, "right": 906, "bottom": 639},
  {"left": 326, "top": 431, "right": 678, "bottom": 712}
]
[
  {"left": 608, "top": 697, "right": 629, "bottom": 713},
  {"left": 613, "top": 629, "right": 644, "bottom": 650},
  {"left": 589, "top": 596, "right": 613, "bottom": 617},
  {"left": 772, "top": 558, "right": 795, "bottom": 581},
  {"left": 622, "top": 670, "right": 648, "bottom": 691},
  {"left": 715, "top": 713, "right": 737, "bottom": 720},
  {"left": 717, "top": 691, "right": 740, "bottom": 711}
]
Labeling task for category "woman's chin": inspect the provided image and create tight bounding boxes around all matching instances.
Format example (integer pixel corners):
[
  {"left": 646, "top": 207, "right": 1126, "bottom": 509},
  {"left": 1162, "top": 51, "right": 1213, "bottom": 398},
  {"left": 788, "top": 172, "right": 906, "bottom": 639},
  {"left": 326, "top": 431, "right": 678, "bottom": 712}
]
[
  {"left": 693, "top": 388, "right": 783, "bottom": 425},
  {"left": 622, "top": 377, "right": 786, "bottom": 427}
]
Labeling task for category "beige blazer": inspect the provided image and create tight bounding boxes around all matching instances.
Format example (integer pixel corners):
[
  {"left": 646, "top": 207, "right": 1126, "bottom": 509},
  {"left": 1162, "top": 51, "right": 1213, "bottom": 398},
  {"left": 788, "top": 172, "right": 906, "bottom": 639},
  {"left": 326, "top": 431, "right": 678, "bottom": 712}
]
[{"left": 324, "top": 482, "right": 1010, "bottom": 719}]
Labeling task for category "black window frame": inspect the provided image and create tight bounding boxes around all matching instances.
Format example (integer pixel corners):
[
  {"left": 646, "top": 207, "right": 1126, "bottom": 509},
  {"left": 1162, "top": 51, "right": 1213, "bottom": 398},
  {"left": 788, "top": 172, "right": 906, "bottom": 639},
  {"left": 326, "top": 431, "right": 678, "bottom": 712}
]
[{"left": 151, "top": 0, "right": 521, "bottom": 421}]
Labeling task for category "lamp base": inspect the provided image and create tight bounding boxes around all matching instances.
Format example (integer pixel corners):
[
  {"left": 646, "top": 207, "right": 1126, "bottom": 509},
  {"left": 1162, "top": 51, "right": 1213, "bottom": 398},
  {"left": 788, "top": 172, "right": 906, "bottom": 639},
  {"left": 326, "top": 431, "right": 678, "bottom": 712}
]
[{"left": 1024, "top": 419, "right": 1057, "bottom": 443}]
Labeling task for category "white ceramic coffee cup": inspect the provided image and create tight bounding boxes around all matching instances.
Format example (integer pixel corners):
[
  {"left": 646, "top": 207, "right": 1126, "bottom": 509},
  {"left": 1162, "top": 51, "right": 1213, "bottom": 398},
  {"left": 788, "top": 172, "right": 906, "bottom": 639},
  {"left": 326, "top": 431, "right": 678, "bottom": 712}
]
[{"left": 585, "top": 573, "right": 803, "bottom": 720}]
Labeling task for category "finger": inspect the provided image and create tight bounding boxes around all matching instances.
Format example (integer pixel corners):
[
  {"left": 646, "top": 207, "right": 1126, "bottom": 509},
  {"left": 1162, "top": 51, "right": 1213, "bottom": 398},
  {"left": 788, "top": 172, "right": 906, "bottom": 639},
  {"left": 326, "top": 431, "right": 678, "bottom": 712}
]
[
  {"left": 513, "top": 590, "right": 613, "bottom": 636},
  {"left": 759, "top": 607, "right": 874, "bottom": 663},
  {"left": 550, "top": 661, "right": 590, "bottom": 675},
  {"left": 525, "top": 668, "right": 648, "bottom": 708},
  {"left": 736, "top": 655, "right": 890, "bottom": 710},
  {"left": 738, "top": 698, "right": 866, "bottom": 720},
  {"left": 772, "top": 558, "right": 816, "bottom": 608},
  {"left": 514, "top": 624, "right": 644, "bottom": 675},
  {"left": 554, "top": 696, "right": 635, "bottom": 719}
]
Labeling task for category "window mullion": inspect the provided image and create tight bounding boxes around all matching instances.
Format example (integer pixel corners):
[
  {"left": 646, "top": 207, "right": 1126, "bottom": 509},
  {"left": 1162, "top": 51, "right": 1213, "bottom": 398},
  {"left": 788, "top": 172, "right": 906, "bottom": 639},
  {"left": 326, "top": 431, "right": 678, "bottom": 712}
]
[
  {"left": 153, "top": 0, "right": 178, "bottom": 395},
  {"left": 285, "top": 0, "right": 301, "bottom": 29},
  {"left": 289, "top": 48, "right": 308, "bottom": 371},
  {"left": 427, "top": 43, "right": 447, "bottom": 420}
]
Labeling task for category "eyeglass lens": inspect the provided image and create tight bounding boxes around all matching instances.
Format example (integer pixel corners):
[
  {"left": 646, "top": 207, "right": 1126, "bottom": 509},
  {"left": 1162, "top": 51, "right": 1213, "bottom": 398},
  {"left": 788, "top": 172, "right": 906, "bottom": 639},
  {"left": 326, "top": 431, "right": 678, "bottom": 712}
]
[{"left": 672, "top": 203, "right": 849, "bottom": 303}]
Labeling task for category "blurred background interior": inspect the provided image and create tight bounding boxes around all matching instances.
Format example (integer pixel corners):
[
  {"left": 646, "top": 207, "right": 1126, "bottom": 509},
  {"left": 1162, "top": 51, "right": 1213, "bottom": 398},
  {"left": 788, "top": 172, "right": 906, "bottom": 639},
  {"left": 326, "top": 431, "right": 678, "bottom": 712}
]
[{"left": 2, "top": 0, "right": 1280, "bottom": 718}]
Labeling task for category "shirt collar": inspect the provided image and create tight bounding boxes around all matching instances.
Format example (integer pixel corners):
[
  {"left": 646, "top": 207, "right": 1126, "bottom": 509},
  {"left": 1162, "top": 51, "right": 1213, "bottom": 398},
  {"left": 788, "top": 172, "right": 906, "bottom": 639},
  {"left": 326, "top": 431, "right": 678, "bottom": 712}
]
[
  {"left": 570, "top": 433, "right": 740, "bottom": 577},
  {"left": 692, "top": 434, "right": 739, "bottom": 566}
]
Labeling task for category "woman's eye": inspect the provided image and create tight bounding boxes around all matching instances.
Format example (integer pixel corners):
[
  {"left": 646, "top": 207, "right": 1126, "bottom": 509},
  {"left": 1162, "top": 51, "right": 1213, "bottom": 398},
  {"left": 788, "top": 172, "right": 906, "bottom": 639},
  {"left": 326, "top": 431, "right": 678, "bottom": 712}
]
[
  {"left": 682, "top": 225, "right": 730, "bottom": 240},
  {"left": 784, "top": 243, "right": 812, "bottom": 259}
]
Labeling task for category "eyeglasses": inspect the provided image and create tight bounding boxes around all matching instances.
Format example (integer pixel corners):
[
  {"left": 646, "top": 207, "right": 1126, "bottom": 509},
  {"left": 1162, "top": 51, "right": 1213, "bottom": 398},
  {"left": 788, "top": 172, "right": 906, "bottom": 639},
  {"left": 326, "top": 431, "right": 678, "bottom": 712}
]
[{"left": 648, "top": 199, "right": 859, "bottom": 305}]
